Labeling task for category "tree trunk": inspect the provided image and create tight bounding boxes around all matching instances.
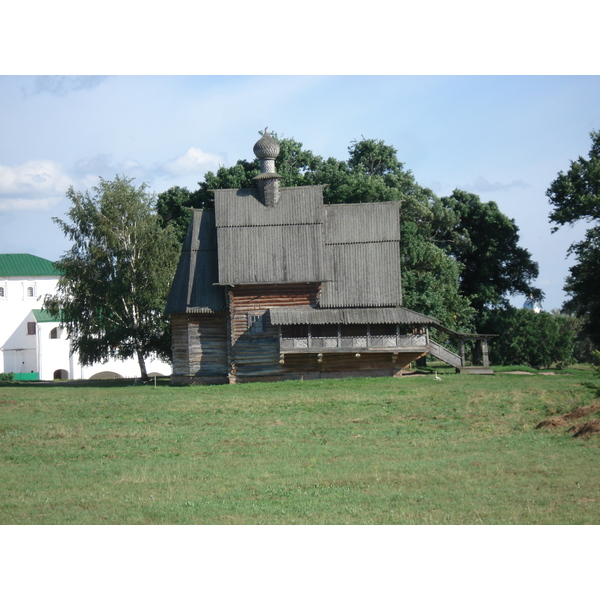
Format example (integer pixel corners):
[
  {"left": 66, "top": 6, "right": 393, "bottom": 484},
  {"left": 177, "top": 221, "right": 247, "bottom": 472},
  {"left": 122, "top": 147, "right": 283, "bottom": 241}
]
[{"left": 137, "top": 349, "right": 149, "bottom": 381}]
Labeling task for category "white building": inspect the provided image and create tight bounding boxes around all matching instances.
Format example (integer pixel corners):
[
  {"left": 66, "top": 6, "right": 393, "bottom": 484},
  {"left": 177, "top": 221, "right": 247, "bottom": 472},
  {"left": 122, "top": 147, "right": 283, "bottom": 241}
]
[{"left": 0, "top": 254, "right": 171, "bottom": 380}]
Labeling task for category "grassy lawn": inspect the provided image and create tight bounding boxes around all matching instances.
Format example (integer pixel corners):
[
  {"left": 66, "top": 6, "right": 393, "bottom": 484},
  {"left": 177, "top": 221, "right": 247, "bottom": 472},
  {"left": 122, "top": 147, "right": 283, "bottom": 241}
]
[{"left": 1, "top": 366, "right": 599, "bottom": 524}]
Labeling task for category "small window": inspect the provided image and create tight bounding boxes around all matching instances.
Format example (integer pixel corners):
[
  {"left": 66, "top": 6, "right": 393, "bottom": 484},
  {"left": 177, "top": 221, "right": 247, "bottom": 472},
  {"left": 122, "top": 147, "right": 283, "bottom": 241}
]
[
  {"left": 27, "top": 322, "right": 36, "bottom": 335},
  {"left": 26, "top": 286, "right": 34, "bottom": 298},
  {"left": 247, "top": 312, "right": 265, "bottom": 334},
  {"left": 50, "top": 327, "right": 60, "bottom": 339},
  {"left": 0, "top": 286, "right": 5, "bottom": 298}
]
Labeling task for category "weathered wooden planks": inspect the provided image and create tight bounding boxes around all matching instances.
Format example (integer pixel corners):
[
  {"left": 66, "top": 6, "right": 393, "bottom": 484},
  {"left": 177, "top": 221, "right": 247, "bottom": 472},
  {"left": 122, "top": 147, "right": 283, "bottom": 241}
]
[
  {"left": 170, "top": 313, "right": 228, "bottom": 384},
  {"left": 228, "top": 284, "right": 318, "bottom": 380}
]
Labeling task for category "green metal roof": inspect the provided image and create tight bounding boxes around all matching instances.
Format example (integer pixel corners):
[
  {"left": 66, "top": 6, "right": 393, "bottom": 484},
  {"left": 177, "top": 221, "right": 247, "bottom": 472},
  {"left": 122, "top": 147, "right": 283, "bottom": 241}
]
[
  {"left": 0, "top": 254, "right": 61, "bottom": 277},
  {"left": 32, "top": 309, "right": 60, "bottom": 323}
]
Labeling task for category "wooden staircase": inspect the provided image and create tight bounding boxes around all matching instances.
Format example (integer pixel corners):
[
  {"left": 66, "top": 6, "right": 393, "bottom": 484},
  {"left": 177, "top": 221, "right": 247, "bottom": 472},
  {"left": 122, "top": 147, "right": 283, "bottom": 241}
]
[
  {"left": 428, "top": 340, "right": 463, "bottom": 368},
  {"left": 427, "top": 339, "right": 493, "bottom": 373}
]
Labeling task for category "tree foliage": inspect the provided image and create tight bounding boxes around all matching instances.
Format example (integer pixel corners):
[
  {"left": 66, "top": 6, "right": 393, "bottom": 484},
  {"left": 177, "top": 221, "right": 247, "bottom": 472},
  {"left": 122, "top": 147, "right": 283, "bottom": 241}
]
[
  {"left": 551, "top": 311, "right": 596, "bottom": 364},
  {"left": 398, "top": 193, "right": 475, "bottom": 330},
  {"left": 547, "top": 130, "right": 600, "bottom": 348},
  {"left": 547, "top": 130, "right": 600, "bottom": 229},
  {"left": 156, "top": 185, "right": 194, "bottom": 244},
  {"left": 45, "top": 176, "right": 181, "bottom": 380},
  {"left": 562, "top": 228, "right": 600, "bottom": 346},
  {"left": 479, "top": 308, "right": 575, "bottom": 368},
  {"left": 440, "top": 190, "right": 541, "bottom": 314}
]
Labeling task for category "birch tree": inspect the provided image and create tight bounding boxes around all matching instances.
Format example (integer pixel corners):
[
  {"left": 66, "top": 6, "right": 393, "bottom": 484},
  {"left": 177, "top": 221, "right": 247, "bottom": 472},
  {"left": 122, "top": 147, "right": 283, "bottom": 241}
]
[{"left": 45, "top": 176, "right": 181, "bottom": 380}]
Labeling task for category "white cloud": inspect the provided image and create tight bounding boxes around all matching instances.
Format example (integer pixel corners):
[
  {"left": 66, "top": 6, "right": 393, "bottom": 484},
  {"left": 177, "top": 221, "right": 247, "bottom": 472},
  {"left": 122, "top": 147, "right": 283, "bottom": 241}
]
[
  {"left": 122, "top": 158, "right": 142, "bottom": 171},
  {"left": 72, "top": 154, "right": 115, "bottom": 177},
  {"left": 72, "top": 155, "right": 151, "bottom": 189},
  {"left": 0, "top": 160, "right": 73, "bottom": 211},
  {"left": 470, "top": 176, "right": 530, "bottom": 193},
  {"left": 159, "top": 147, "right": 222, "bottom": 177},
  {"left": 28, "top": 76, "right": 110, "bottom": 97},
  {"left": 0, "top": 197, "right": 64, "bottom": 211}
]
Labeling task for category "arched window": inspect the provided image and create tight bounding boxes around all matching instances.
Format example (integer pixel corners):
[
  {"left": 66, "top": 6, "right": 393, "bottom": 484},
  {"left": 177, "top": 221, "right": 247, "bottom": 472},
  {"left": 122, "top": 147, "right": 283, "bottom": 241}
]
[
  {"left": 26, "top": 286, "right": 34, "bottom": 297},
  {"left": 0, "top": 286, "right": 5, "bottom": 298},
  {"left": 50, "top": 327, "right": 60, "bottom": 339}
]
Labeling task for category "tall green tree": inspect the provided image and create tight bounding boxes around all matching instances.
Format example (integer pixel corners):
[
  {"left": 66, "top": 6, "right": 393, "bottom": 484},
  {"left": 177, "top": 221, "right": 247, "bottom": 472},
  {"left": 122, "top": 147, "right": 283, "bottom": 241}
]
[
  {"left": 440, "top": 190, "right": 541, "bottom": 315},
  {"left": 547, "top": 130, "right": 600, "bottom": 347},
  {"left": 45, "top": 176, "right": 181, "bottom": 380},
  {"left": 562, "top": 228, "right": 600, "bottom": 347},
  {"left": 547, "top": 130, "right": 600, "bottom": 228},
  {"left": 156, "top": 185, "right": 194, "bottom": 244}
]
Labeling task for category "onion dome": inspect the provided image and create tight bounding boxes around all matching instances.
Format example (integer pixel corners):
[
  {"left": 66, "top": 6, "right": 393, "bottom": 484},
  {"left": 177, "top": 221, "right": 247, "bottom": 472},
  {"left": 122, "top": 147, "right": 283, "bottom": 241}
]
[
  {"left": 253, "top": 128, "right": 280, "bottom": 160},
  {"left": 252, "top": 128, "right": 281, "bottom": 206}
]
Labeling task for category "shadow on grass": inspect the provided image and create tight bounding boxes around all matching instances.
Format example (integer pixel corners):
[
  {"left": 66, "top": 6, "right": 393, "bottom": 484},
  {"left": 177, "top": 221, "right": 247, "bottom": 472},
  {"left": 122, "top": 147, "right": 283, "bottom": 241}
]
[
  {"left": 0, "top": 364, "right": 589, "bottom": 390},
  {"left": 0, "top": 377, "right": 173, "bottom": 389}
]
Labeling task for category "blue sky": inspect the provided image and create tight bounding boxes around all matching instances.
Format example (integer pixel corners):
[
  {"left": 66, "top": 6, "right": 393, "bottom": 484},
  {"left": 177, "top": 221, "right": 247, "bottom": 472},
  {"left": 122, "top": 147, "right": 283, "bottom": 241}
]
[{"left": 2, "top": 75, "right": 599, "bottom": 311}]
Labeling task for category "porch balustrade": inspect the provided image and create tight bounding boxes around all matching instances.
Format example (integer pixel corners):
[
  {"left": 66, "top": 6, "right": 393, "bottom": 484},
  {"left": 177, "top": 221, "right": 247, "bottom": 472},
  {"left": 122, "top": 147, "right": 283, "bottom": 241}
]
[{"left": 279, "top": 333, "right": 428, "bottom": 353}]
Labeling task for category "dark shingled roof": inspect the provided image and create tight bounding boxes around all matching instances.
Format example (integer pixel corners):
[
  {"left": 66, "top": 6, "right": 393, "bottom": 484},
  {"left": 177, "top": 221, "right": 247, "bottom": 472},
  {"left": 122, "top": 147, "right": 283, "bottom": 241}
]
[
  {"left": 166, "top": 187, "right": 404, "bottom": 313},
  {"left": 165, "top": 210, "right": 225, "bottom": 314},
  {"left": 320, "top": 203, "right": 402, "bottom": 307},
  {"left": 269, "top": 307, "right": 438, "bottom": 326},
  {"left": 214, "top": 186, "right": 327, "bottom": 286}
]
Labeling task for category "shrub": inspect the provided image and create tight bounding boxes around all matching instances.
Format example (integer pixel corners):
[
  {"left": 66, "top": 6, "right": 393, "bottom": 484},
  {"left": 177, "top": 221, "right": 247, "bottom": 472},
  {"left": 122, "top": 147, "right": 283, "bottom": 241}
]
[{"left": 480, "top": 308, "right": 575, "bottom": 368}]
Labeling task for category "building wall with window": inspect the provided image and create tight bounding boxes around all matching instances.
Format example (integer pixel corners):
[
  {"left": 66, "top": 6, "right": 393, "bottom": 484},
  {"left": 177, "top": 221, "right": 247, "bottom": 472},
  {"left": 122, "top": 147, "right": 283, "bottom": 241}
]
[
  {"left": 0, "top": 255, "right": 62, "bottom": 378},
  {"left": 0, "top": 254, "right": 171, "bottom": 380}
]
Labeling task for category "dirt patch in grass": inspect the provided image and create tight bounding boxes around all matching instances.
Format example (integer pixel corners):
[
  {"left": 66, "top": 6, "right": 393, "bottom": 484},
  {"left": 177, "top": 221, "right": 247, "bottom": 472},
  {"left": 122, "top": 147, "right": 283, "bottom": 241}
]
[
  {"left": 564, "top": 404, "right": 600, "bottom": 420},
  {"left": 537, "top": 404, "right": 600, "bottom": 437},
  {"left": 537, "top": 403, "right": 600, "bottom": 428},
  {"left": 504, "top": 371, "right": 570, "bottom": 376},
  {"left": 569, "top": 419, "right": 600, "bottom": 438},
  {"left": 536, "top": 416, "right": 570, "bottom": 429}
]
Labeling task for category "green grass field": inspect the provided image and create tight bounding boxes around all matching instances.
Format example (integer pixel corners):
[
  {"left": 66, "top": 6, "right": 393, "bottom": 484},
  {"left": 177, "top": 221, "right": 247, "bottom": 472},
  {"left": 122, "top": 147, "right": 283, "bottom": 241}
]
[{"left": 1, "top": 366, "right": 599, "bottom": 524}]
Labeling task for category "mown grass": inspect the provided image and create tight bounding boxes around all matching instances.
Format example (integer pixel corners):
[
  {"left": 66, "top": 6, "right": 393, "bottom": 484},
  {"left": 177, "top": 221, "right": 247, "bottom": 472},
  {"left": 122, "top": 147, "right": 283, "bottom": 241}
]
[{"left": 1, "top": 367, "right": 599, "bottom": 524}]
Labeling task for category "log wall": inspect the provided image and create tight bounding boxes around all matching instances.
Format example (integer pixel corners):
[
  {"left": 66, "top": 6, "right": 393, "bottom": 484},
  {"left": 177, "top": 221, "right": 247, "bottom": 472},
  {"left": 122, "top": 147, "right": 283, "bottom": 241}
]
[
  {"left": 170, "top": 312, "right": 228, "bottom": 385},
  {"left": 228, "top": 284, "right": 319, "bottom": 380},
  {"left": 228, "top": 284, "right": 424, "bottom": 382},
  {"left": 171, "top": 284, "right": 428, "bottom": 385}
]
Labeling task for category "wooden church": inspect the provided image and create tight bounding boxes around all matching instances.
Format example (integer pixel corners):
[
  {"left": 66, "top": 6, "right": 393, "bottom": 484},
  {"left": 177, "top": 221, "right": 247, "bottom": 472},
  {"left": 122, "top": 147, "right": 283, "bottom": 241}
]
[{"left": 165, "top": 131, "right": 492, "bottom": 384}]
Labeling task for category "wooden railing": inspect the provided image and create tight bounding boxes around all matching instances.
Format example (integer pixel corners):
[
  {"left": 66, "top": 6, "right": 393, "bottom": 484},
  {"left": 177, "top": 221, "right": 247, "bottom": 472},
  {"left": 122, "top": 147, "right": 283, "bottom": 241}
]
[
  {"left": 428, "top": 339, "right": 463, "bottom": 368},
  {"left": 280, "top": 334, "right": 428, "bottom": 353}
]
